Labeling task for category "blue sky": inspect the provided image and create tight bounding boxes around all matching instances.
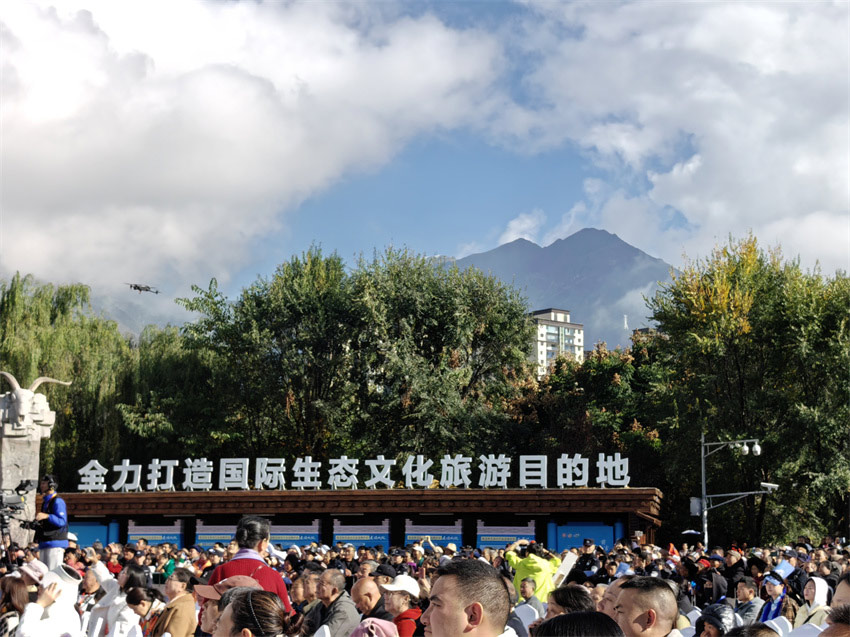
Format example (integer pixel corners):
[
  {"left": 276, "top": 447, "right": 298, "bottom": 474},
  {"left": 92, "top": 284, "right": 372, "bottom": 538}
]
[
  {"left": 1, "top": 0, "right": 847, "bottom": 323},
  {"left": 238, "top": 132, "right": 593, "bottom": 279}
]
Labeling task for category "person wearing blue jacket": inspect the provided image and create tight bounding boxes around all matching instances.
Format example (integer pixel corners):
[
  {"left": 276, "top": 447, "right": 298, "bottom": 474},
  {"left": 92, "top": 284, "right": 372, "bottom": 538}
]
[{"left": 34, "top": 474, "right": 69, "bottom": 571}]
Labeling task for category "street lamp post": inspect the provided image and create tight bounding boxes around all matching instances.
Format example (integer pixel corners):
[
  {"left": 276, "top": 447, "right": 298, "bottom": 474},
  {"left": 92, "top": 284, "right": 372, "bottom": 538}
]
[{"left": 700, "top": 432, "right": 765, "bottom": 548}]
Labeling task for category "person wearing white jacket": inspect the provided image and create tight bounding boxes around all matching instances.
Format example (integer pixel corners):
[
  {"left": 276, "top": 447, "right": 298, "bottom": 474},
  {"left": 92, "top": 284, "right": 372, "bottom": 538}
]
[
  {"left": 88, "top": 565, "right": 145, "bottom": 637},
  {"left": 87, "top": 578, "right": 120, "bottom": 637},
  {"left": 17, "top": 564, "right": 83, "bottom": 637},
  {"left": 794, "top": 576, "right": 831, "bottom": 629}
]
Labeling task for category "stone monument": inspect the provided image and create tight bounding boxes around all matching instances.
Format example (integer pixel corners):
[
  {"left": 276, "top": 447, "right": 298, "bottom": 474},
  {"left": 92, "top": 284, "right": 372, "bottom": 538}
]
[{"left": 0, "top": 372, "right": 71, "bottom": 544}]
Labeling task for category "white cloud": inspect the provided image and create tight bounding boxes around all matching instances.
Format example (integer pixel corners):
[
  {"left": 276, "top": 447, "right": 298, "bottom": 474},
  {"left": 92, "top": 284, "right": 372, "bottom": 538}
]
[
  {"left": 3, "top": 0, "right": 847, "bottom": 312},
  {"left": 497, "top": 1, "right": 849, "bottom": 273},
  {"left": 455, "top": 241, "right": 486, "bottom": 259},
  {"left": 0, "top": 0, "right": 503, "bottom": 291},
  {"left": 498, "top": 209, "right": 546, "bottom": 245}
]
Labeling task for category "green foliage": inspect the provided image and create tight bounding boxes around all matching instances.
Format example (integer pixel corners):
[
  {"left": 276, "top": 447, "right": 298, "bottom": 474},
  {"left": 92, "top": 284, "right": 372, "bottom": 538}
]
[
  {"left": 646, "top": 236, "right": 850, "bottom": 544},
  {"left": 3, "top": 234, "right": 844, "bottom": 544},
  {"left": 0, "top": 273, "right": 136, "bottom": 483},
  {"left": 509, "top": 344, "right": 665, "bottom": 487},
  {"left": 178, "top": 249, "right": 358, "bottom": 461},
  {"left": 175, "top": 247, "right": 534, "bottom": 466},
  {"left": 115, "top": 325, "right": 220, "bottom": 462},
  {"left": 348, "top": 249, "right": 533, "bottom": 458}
]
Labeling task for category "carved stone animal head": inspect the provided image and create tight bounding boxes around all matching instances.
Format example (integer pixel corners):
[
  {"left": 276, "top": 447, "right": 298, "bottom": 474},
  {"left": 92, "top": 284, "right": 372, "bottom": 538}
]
[{"left": 0, "top": 372, "right": 71, "bottom": 433}]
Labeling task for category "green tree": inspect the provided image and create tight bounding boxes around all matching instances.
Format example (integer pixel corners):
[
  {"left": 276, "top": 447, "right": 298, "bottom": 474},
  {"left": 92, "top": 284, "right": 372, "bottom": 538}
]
[
  {"left": 509, "top": 345, "right": 665, "bottom": 487},
  {"left": 0, "top": 273, "right": 136, "bottom": 486},
  {"left": 347, "top": 249, "right": 534, "bottom": 459},
  {"left": 115, "top": 325, "right": 220, "bottom": 464},
  {"left": 647, "top": 236, "right": 850, "bottom": 543},
  {"left": 178, "top": 248, "right": 358, "bottom": 462},
  {"left": 176, "top": 248, "right": 535, "bottom": 468}
]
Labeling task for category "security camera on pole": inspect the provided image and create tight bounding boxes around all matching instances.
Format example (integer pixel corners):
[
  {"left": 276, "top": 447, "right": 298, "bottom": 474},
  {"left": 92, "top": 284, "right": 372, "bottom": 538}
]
[{"left": 695, "top": 432, "right": 778, "bottom": 547}]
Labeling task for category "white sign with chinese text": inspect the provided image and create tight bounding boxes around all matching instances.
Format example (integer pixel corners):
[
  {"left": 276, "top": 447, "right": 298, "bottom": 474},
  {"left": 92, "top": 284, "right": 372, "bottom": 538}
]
[{"left": 77, "top": 453, "right": 630, "bottom": 492}]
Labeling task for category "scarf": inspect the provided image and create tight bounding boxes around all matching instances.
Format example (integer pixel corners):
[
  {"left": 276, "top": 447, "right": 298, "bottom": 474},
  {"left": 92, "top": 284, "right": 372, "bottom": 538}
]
[{"left": 759, "top": 592, "right": 785, "bottom": 622}]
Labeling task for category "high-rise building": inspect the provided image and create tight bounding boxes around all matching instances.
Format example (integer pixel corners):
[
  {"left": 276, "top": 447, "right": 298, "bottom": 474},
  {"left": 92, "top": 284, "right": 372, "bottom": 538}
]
[{"left": 529, "top": 308, "right": 584, "bottom": 378}]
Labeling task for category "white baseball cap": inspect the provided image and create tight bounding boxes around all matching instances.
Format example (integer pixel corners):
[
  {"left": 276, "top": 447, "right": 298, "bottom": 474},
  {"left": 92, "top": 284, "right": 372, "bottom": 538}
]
[{"left": 382, "top": 574, "right": 421, "bottom": 599}]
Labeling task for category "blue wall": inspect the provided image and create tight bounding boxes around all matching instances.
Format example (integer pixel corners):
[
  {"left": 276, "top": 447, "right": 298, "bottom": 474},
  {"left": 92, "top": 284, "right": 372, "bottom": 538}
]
[
  {"left": 548, "top": 521, "right": 621, "bottom": 552},
  {"left": 70, "top": 520, "right": 120, "bottom": 547}
]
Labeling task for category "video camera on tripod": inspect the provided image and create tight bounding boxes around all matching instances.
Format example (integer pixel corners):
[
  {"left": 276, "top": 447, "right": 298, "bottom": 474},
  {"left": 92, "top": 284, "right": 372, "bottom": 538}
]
[
  {"left": 0, "top": 479, "right": 37, "bottom": 570},
  {"left": 0, "top": 479, "right": 37, "bottom": 525}
]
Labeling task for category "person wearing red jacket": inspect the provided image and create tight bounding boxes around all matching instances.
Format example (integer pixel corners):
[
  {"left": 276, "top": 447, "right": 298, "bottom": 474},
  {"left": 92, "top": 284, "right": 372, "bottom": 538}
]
[
  {"left": 382, "top": 574, "right": 423, "bottom": 637},
  {"left": 203, "top": 516, "right": 292, "bottom": 616}
]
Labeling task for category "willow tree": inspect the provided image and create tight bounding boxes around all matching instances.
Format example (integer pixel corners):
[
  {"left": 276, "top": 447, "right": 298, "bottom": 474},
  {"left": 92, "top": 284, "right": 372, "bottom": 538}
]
[{"left": 0, "top": 273, "right": 136, "bottom": 484}]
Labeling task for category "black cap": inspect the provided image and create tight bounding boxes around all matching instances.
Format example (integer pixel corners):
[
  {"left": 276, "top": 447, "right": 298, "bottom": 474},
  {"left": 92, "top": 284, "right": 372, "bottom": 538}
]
[
  {"left": 583, "top": 538, "right": 594, "bottom": 547},
  {"left": 372, "top": 563, "right": 397, "bottom": 578}
]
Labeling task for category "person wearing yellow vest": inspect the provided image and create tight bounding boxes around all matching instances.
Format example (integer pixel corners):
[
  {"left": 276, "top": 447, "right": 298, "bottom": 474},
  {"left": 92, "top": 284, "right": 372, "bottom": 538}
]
[{"left": 504, "top": 540, "right": 562, "bottom": 603}]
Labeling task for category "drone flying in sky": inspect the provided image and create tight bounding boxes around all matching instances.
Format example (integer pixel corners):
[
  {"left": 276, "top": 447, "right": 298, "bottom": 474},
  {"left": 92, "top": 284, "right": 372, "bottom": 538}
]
[{"left": 126, "top": 283, "right": 159, "bottom": 294}]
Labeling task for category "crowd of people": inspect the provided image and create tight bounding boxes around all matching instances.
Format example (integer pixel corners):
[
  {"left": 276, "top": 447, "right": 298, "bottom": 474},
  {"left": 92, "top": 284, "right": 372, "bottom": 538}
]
[{"left": 0, "top": 477, "right": 848, "bottom": 637}]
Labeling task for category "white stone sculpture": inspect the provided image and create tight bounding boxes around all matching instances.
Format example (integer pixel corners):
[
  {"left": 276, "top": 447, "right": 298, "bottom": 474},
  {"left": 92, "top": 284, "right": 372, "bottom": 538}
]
[
  {"left": 0, "top": 372, "right": 71, "bottom": 440},
  {"left": 0, "top": 372, "right": 71, "bottom": 544}
]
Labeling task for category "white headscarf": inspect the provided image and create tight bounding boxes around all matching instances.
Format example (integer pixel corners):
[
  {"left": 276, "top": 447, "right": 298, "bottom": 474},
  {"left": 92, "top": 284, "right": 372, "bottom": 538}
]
[
  {"left": 95, "top": 577, "right": 120, "bottom": 608},
  {"left": 805, "top": 576, "right": 829, "bottom": 612}
]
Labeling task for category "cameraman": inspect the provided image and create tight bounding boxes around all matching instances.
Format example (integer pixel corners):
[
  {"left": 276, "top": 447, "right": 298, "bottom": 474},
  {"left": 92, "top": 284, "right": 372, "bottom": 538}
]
[
  {"left": 505, "top": 539, "right": 562, "bottom": 605},
  {"left": 33, "top": 474, "right": 68, "bottom": 571}
]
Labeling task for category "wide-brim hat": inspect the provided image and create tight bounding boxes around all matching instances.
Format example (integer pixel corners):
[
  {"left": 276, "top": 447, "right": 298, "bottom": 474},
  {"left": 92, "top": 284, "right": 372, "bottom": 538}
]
[{"left": 748, "top": 556, "right": 768, "bottom": 573}]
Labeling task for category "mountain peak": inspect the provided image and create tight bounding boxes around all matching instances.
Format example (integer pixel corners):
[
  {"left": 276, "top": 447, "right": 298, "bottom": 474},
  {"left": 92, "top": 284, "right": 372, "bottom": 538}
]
[
  {"left": 505, "top": 237, "right": 542, "bottom": 247},
  {"left": 455, "top": 228, "right": 674, "bottom": 348}
]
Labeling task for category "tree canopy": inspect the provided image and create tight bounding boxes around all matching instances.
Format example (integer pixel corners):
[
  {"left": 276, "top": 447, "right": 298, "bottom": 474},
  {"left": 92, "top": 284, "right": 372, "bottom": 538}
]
[{"left": 1, "top": 236, "right": 847, "bottom": 543}]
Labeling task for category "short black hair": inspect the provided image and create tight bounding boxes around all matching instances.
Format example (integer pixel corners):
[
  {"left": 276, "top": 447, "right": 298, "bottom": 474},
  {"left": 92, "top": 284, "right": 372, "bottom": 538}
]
[
  {"left": 436, "top": 559, "right": 510, "bottom": 630},
  {"left": 726, "top": 624, "right": 792, "bottom": 637},
  {"left": 738, "top": 576, "right": 757, "bottom": 593},
  {"left": 619, "top": 577, "right": 678, "bottom": 627},
  {"left": 169, "top": 567, "right": 197, "bottom": 592},
  {"left": 534, "top": 611, "right": 624, "bottom": 637},
  {"left": 549, "top": 585, "right": 595, "bottom": 613},
  {"left": 41, "top": 474, "right": 58, "bottom": 489}
]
